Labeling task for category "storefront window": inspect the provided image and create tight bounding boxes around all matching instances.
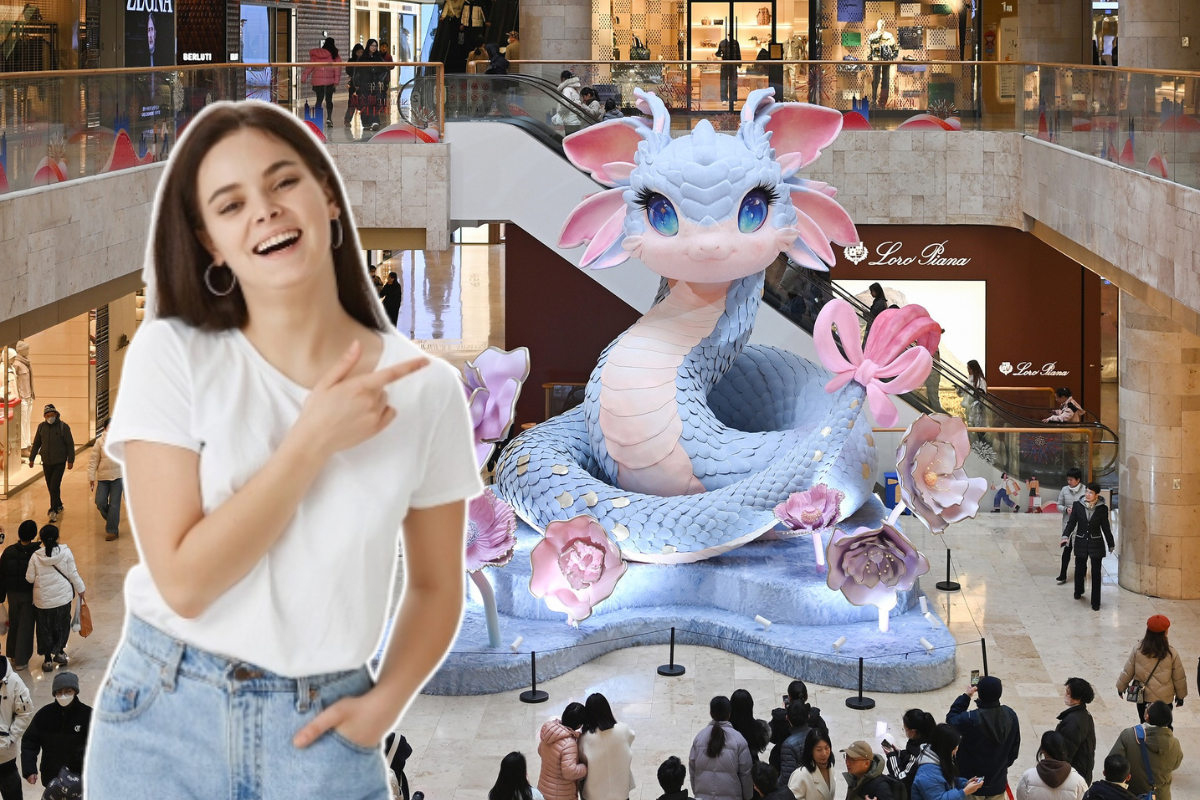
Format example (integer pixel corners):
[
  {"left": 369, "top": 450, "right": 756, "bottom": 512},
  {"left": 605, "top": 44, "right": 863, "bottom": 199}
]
[{"left": 0, "top": 0, "right": 93, "bottom": 71}]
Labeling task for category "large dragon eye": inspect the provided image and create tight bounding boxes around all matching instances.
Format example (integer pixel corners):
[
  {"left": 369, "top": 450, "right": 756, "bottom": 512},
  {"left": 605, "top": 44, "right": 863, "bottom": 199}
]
[
  {"left": 738, "top": 189, "right": 771, "bottom": 233},
  {"left": 645, "top": 193, "right": 679, "bottom": 237}
]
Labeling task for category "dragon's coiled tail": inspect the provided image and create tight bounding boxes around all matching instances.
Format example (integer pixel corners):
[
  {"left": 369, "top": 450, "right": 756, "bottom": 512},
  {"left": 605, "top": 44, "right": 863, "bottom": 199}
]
[{"left": 494, "top": 346, "right": 877, "bottom": 563}]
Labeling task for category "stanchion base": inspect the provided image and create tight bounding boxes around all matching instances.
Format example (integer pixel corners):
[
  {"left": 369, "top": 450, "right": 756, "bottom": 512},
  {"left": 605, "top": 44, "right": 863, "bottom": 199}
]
[
  {"left": 657, "top": 664, "right": 686, "bottom": 677},
  {"left": 519, "top": 689, "right": 549, "bottom": 704},
  {"left": 845, "top": 696, "right": 876, "bottom": 710},
  {"left": 935, "top": 580, "right": 962, "bottom": 592}
]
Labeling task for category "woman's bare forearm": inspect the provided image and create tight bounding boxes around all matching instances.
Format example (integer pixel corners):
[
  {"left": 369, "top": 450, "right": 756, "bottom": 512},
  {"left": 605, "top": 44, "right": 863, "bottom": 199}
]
[{"left": 127, "top": 430, "right": 328, "bottom": 618}]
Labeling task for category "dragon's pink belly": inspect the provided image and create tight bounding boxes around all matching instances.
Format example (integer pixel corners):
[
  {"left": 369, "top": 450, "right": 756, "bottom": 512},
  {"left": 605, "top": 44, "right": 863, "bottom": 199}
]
[{"left": 598, "top": 281, "right": 727, "bottom": 496}]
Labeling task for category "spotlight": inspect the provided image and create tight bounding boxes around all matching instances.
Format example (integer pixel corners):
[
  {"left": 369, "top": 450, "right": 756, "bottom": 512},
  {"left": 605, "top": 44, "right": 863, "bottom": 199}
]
[
  {"left": 832, "top": 636, "right": 847, "bottom": 652},
  {"left": 510, "top": 636, "right": 524, "bottom": 652},
  {"left": 754, "top": 615, "right": 772, "bottom": 631},
  {"left": 919, "top": 596, "right": 928, "bottom": 615},
  {"left": 924, "top": 612, "right": 941, "bottom": 628},
  {"left": 919, "top": 637, "right": 934, "bottom": 653}
]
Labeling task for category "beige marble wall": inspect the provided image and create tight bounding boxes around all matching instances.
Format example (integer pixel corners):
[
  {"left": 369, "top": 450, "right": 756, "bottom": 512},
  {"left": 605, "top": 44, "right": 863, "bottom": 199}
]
[
  {"left": 1117, "top": 292, "right": 1200, "bottom": 600},
  {"left": 520, "top": 0, "right": 592, "bottom": 61},
  {"left": 0, "top": 143, "right": 452, "bottom": 334},
  {"left": 1116, "top": 0, "right": 1200, "bottom": 71},
  {"left": 805, "top": 130, "right": 1024, "bottom": 226},
  {"left": 1020, "top": 0, "right": 1091, "bottom": 64}
]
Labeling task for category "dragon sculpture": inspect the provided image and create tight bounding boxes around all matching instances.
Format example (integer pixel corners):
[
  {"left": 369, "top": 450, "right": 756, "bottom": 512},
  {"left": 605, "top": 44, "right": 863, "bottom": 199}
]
[{"left": 494, "top": 89, "right": 932, "bottom": 564}]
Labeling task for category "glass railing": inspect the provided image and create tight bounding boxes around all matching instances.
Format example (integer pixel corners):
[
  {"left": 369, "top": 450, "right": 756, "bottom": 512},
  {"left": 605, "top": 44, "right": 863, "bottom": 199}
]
[
  {"left": 403, "top": 73, "right": 598, "bottom": 140},
  {"left": 0, "top": 62, "right": 444, "bottom": 193},
  {"left": 762, "top": 256, "right": 1119, "bottom": 478}
]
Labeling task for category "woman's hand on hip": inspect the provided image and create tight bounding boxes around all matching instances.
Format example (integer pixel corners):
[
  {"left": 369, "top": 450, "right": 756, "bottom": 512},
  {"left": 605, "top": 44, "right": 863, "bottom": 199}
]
[
  {"left": 296, "top": 340, "right": 428, "bottom": 459},
  {"left": 293, "top": 688, "right": 393, "bottom": 750}
]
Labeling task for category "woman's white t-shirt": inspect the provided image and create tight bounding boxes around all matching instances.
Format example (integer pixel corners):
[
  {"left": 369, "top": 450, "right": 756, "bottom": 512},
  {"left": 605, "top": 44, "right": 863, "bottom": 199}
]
[{"left": 105, "top": 318, "right": 484, "bottom": 677}]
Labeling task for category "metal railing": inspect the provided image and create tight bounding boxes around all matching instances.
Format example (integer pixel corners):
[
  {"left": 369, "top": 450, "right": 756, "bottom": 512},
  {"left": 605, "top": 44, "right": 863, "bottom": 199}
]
[
  {"left": 874, "top": 426, "right": 1100, "bottom": 483},
  {"left": 0, "top": 61, "right": 444, "bottom": 193}
]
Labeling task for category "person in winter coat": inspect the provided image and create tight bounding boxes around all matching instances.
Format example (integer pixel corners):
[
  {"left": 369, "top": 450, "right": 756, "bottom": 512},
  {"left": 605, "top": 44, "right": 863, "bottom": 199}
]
[
  {"left": 0, "top": 520, "right": 40, "bottom": 670},
  {"left": 1055, "top": 468, "right": 1087, "bottom": 584},
  {"left": 0, "top": 657, "right": 34, "bottom": 800},
  {"left": 1108, "top": 702, "right": 1183, "bottom": 800},
  {"left": 729, "top": 690, "right": 769, "bottom": 765},
  {"left": 24, "top": 527, "right": 85, "bottom": 674},
  {"left": 301, "top": 38, "right": 342, "bottom": 125},
  {"left": 787, "top": 729, "right": 840, "bottom": 800},
  {"left": 1043, "top": 388, "right": 1084, "bottom": 423},
  {"left": 751, "top": 762, "right": 794, "bottom": 800},
  {"left": 1115, "top": 615, "right": 1188, "bottom": 722},
  {"left": 602, "top": 99, "right": 623, "bottom": 121},
  {"left": 359, "top": 39, "right": 392, "bottom": 130},
  {"left": 945, "top": 676, "right": 1021, "bottom": 799},
  {"left": 490, "top": 752, "right": 546, "bottom": 800},
  {"left": 1061, "top": 483, "right": 1115, "bottom": 611},
  {"left": 483, "top": 42, "right": 509, "bottom": 74},
  {"left": 579, "top": 87, "right": 603, "bottom": 118},
  {"left": 21, "top": 672, "right": 90, "bottom": 788},
  {"left": 910, "top": 724, "right": 985, "bottom": 800},
  {"left": 578, "top": 693, "right": 635, "bottom": 800},
  {"left": 1014, "top": 731, "right": 1088, "bottom": 800},
  {"left": 379, "top": 271, "right": 404, "bottom": 327},
  {"left": 840, "top": 741, "right": 900, "bottom": 800},
  {"left": 1056, "top": 678, "right": 1097, "bottom": 784},
  {"left": 556, "top": 71, "right": 584, "bottom": 134},
  {"left": 691, "top": 696, "right": 752, "bottom": 800},
  {"left": 343, "top": 42, "right": 366, "bottom": 126},
  {"left": 776, "top": 701, "right": 814, "bottom": 789},
  {"left": 538, "top": 702, "right": 588, "bottom": 800},
  {"left": 1082, "top": 755, "right": 1139, "bottom": 800},
  {"left": 29, "top": 405, "right": 74, "bottom": 523},
  {"left": 87, "top": 421, "right": 123, "bottom": 541},
  {"left": 883, "top": 708, "right": 937, "bottom": 791},
  {"left": 657, "top": 756, "right": 689, "bottom": 800}
]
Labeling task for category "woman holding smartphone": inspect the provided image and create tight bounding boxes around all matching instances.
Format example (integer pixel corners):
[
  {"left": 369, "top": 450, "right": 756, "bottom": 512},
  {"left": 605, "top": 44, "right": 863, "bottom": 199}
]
[{"left": 84, "top": 101, "right": 482, "bottom": 798}]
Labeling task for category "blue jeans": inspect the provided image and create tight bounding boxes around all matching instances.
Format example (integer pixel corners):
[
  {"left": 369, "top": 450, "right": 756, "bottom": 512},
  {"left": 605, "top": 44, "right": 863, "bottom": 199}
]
[
  {"left": 993, "top": 488, "right": 1016, "bottom": 509},
  {"left": 94, "top": 478, "right": 123, "bottom": 534},
  {"left": 84, "top": 616, "right": 389, "bottom": 799}
]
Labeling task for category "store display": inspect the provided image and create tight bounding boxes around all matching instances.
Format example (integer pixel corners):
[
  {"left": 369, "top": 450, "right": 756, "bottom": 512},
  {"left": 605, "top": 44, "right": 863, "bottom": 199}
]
[
  {"left": 756, "top": 6, "right": 771, "bottom": 24},
  {"left": 929, "top": 2, "right": 952, "bottom": 13},
  {"left": 837, "top": 0, "right": 865, "bottom": 23},
  {"left": 899, "top": 2, "right": 920, "bottom": 16},
  {"left": 842, "top": 31, "right": 862, "bottom": 46},
  {"left": 898, "top": 25, "right": 922, "bottom": 49}
]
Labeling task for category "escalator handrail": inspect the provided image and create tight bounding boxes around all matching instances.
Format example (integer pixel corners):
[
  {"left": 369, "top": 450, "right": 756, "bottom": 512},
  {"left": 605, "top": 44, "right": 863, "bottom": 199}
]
[{"left": 407, "top": 73, "right": 602, "bottom": 126}]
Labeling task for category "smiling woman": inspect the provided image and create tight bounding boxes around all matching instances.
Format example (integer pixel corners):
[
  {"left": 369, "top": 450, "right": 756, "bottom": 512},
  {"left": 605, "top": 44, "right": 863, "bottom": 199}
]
[{"left": 82, "top": 101, "right": 483, "bottom": 799}]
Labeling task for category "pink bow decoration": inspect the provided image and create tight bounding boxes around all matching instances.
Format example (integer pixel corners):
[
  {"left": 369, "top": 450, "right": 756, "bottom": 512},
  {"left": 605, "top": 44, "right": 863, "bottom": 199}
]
[{"left": 813, "top": 300, "right": 941, "bottom": 428}]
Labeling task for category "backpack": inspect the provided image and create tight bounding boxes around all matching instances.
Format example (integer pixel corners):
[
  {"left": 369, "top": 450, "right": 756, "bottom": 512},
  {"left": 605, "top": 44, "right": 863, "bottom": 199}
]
[{"left": 873, "top": 775, "right": 909, "bottom": 800}]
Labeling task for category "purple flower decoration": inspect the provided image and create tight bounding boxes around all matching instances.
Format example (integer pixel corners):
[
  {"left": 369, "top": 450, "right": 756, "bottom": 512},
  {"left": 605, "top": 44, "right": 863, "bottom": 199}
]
[
  {"left": 466, "top": 489, "right": 518, "bottom": 572},
  {"left": 461, "top": 347, "right": 531, "bottom": 469},
  {"left": 774, "top": 485, "right": 845, "bottom": 533},
  {"left": 825, "top": 522, "right": 930, "bottom": 608},
  {"left": 896, "top": 414, "right": 988, "bottom": 534},
  {"left": 530, "top": 515, "right": 627, "bottom": 626}
]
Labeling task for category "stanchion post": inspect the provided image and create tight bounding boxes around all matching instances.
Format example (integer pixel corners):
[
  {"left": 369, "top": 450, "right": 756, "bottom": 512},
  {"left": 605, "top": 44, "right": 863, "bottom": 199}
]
[
  {"left": 845, "top": 656, "right": 876, "bottom": 710},
  {"left": 519, "top": 651, "right": 549, "bottom": 704},
  {"left": 981, "top": 637, "right": 988, "bottom": 677},
  {"left": 657, "top": 626, "right": 686, "bottom": 677},
  {"left": 935, "top": 548, "right": 961, "bottom": 592}
]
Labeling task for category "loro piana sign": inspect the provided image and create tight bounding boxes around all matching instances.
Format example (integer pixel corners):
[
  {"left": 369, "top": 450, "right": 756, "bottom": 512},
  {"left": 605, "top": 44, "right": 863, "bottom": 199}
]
[{"left": 843, "top": 241, "right": 972, "bottom": 267}]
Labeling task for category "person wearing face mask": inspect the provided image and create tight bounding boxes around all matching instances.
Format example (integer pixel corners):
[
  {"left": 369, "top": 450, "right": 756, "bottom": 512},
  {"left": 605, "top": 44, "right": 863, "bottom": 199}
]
[
  {"left": 21, "top": 672, "right": 91, "bottom": 790},
  {"left": 29, "top": 405, "right": 75, "bottom": 523},
  {"left": 1061, "top": 483, "right": 1115, "bottom": 611},
  {"left": 0, "top": 654, "right": 34, "bottom": 800},
  {"left": 0, "top": 520, "right": 41, "bottom": 671},
  {"left": 25, "top": 526, "right": 85, "bottom": 674}
]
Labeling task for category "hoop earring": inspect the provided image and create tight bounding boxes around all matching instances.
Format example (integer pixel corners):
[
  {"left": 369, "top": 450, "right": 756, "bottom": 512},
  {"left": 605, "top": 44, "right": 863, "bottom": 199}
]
[
  {"left": 331, "top": 217, "right": 344, "bottom": 250},
  {"left": 204, "top": 262, "right": 237, "bottom": 297}
]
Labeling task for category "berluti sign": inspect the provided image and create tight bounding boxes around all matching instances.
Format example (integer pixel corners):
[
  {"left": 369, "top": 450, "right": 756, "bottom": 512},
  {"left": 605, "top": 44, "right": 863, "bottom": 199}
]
[
  {"left": 834, "top": 225, "right": 1102, "bottom": 410},
  {"left": 175, "top": 0, "right": 226, "bottom": 64}
]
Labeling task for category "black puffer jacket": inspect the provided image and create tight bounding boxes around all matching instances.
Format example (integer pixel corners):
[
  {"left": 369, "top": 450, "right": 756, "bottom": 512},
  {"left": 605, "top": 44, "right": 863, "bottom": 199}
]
[
  {"left": 946, "top": 694, "right": 1021, "bottom": 797},
  {"left": 0, "top": 541, "right": 40, "bottom": 600},
  {"left": 20, "top": 698, "right": 91, "bottom": 783},
  {"left": 30, "top": 420, "right": 74, "bottom": 466},
  {"left": 1056, "top": 704, "right": 1096, "bottom": 783}
]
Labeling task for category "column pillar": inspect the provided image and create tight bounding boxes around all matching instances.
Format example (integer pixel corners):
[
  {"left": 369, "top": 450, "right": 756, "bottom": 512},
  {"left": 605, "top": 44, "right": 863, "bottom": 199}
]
[
  {"left": 1117, "top": 292, "right": 1200, "bottom": 600},
  {"left": 521, "top": 0, "right": 593, "bottom": 63},
  {"left": 1116, "top": 0, "right": 1200, "bottom": 71}
]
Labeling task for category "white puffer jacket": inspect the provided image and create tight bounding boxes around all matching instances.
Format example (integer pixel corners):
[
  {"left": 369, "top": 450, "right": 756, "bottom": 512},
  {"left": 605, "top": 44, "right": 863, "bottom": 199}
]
[
  {"left": 0, "top": 664, "right": 33, "bottom": 765},
  {"left": 26, "top": 544, "right": 85, "bottom": 609}
]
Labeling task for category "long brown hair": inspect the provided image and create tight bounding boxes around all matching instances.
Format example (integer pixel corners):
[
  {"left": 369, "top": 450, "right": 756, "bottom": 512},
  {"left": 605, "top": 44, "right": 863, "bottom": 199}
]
[
  {"left": 149, "top": 101, "right": 387, "bottom": 332},
  {"left": 1139, "top": 629, "right": 1170, "bottom": 660}
]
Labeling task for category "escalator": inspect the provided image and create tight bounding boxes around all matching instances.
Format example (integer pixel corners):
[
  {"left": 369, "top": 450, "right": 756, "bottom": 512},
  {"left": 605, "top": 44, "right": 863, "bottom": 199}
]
[{"left": 438, "top": 107, "right": 1118, "bottom": 481}]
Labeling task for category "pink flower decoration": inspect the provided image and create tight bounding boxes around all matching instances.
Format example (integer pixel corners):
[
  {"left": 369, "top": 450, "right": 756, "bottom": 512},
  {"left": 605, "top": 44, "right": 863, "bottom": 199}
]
[
  {"left": 465, "top": 489, "right": 518, "bottom": 572},
  {"left": 461, "top": 347, "right": 531, "bottom": 469},
  {"left": 530, "top": 515, "right": 628, "bottom": 625},
  {"left": 825, "top": 522, "right": 929, "bottom": 607},
  {"left": 896, "top": 414, "right": 988, "bottom": 535},
  {"left": 813, "top": 300, "right": 941, "bottom": 427},
  {"left": 774, "top": 485, "right": 844, "bottom": 532}
]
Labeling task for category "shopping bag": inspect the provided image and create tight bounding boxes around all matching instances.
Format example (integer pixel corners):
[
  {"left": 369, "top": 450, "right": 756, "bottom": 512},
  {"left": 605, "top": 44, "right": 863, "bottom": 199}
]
[{"left": 78, "top": 598, "right": 92, "bottom": 638}]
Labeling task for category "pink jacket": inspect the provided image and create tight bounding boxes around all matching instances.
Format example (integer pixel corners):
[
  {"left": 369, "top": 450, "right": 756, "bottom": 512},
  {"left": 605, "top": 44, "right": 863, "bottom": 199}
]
[
  {"left": 302, "top": 48, "right": 342, "bottom": 86},
  {"left": 538, "top": 720, "right": 587, "bottom": 800}
]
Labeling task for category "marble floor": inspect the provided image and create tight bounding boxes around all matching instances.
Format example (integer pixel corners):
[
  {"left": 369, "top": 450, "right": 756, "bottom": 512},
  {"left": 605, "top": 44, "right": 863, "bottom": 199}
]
[{"left": 1, "top": 240, "right": 1196, "bottom": 798}]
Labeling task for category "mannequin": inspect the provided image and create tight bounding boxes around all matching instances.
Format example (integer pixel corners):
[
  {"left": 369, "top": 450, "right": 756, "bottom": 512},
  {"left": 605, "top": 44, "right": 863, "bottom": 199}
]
[
  {"left": 11, "top": 341, "right": 34, "bottom": 453},
  {"left": 867, "top": 19, "right": 898, "bottom": 107},
  {"left": 715, "top": 29, "right": 741, "bottom": 103}
]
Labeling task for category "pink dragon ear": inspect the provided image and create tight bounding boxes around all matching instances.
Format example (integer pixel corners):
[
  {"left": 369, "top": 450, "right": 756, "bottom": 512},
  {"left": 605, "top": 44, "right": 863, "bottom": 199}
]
[
  {"left": 560, "top": 188, "right": 627, "bottom": 250},
  {"left": 789, "top": 186, "right": 859, "bottom": 247},
  {"left": 563, "top": 120, "right": 646, "bottom": 186},
  {"left": 579, "top": 205, "right": 632, "bottom": 269},
  {"left": 763, "top": 104, "right": 844, "bottom": 169},
  {"left": 792, "top": 209, "right": 836, "bottom": 266}
]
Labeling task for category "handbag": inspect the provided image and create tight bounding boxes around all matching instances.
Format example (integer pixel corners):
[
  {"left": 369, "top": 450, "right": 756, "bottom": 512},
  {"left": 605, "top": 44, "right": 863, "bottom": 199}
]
[
  {"left": 50, "top": 563, "right": 90, "bottom": 638},
  {"left": 1125, "top": 656, "right": 1164, "bottom": 703},
  {"left": 630, "top": 36, "right": 650, "bottom": 60},
  {"left": 756, "top": 6, "right": 771, "bottom": 25},
  {"left": 1134, "top": 725, "right": 1157, "bottom": 800}
]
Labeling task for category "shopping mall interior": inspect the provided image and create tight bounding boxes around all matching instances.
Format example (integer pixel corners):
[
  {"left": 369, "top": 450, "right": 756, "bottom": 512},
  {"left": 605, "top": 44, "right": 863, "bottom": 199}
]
[{"left": 1, "top": 0, "right": 1199, "bottom": 796}]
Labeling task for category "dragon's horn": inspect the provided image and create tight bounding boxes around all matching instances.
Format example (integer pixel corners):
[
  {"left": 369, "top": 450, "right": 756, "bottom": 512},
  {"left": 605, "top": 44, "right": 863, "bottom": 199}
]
[{"left": 633, "top": 89, "right": 670, "bottom": 135}]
